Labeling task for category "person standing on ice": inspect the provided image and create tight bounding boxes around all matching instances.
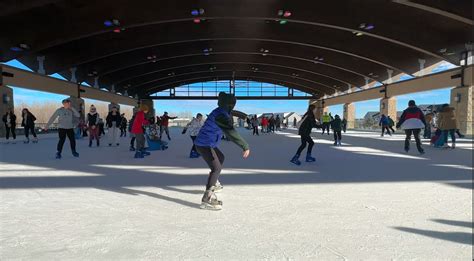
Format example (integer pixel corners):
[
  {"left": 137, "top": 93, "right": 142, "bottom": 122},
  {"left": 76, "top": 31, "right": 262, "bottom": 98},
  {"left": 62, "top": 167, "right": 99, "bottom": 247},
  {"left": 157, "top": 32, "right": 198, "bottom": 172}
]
[
  {"left": 130, "top": 104, "right": 150, "bottom": 158},
  {"left": 396, "top": 100, "right": 426, "bottom": 154},
  {"left": 194, "top": 92, "right": 250, "bottom": 210},
  {"left": 159, "top": 112, "right": 177, "bottom": 140},
  {"left": 290, "top": 104, "right": 320, "bottom": 165},
  {"left": 251, "top": 115, "right": 259, "bottom": 135},
  {"left": 331, "top": 114, "right": 343, "bottom": 146},
  {"left": 119, "top": 113, "right": 128, "bottom": 137},
  {"left": 86, "top": 105, "right": 100, "bottom": 147},
  {"left": 321, "top": 112, "right": 331, "bottom": 135},
  {"left": 21, "top": 108, "right": 38, "bottom": 143},
  {"left": 106, "top": 106, "right": 122, "bottom": 146},
  {"left": 182, "top": 113, "right": 204, "bottom": 158},
  {"left": 45, "top": 98, "right": 80, "bottom": 159},
  {"left": 379, "top": 114, "right": 392, "bottom": 137},
  {"left": 2, "top": 109, "right": 17, "bottom": 144}
]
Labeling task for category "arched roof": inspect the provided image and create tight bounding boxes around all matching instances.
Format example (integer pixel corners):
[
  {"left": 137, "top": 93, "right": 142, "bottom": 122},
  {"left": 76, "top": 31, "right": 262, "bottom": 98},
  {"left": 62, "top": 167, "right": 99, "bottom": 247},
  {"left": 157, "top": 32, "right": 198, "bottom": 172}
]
[{"left": 1, "top": 0, "right": 472, "bottom": 98}]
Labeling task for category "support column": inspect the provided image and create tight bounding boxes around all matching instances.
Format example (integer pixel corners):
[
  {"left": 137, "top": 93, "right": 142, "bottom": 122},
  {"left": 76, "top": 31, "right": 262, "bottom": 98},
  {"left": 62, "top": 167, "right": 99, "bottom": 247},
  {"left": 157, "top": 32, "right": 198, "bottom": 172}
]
[
  {"left": 140, "top": 99, "right": 155, "bottom": 118},
  {"left": 0, "top": 85, "right": 14, "bottom": 138},
  {"left": 450, "top": 85, "right": 473, "bottom": 135},
  {"left": 380, "top": 97, "right": 397, "bottom": 121},
  {"left": 343, "top": 103, "right": 355, "bottom": 129},
  {"left": 313, "top": 100, "right": 327, "bottom": 121}
]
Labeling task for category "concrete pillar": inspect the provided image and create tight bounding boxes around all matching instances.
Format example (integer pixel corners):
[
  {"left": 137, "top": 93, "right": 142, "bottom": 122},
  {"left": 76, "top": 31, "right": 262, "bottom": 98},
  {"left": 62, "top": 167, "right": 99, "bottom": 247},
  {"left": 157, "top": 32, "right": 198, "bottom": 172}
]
[
  {"left": 418, "top": 59, "right": 426, "bottom": 76},
  {"left": 140, "top": 99, "right": 155, "bottom": 118},
  {"left": 0, "top": 85, "right": 14, "bottom": 138},
  {"left": 70, "top": 67, "right": 77, "bottom": 83},
  {"left": 343, "top": 103, "right": 355, "bottom": 129},
  {"left": 380, "top": 97, "right": 397, "bottom": 121},
  {"left": 37, "top": 56, "right": 46, "bottom": 75},
  {"left": 450, "top": 85, "right": 473, "bottom": 135},
  {"left": 314, "top": 100, "right": 328, "bottom": 121}
]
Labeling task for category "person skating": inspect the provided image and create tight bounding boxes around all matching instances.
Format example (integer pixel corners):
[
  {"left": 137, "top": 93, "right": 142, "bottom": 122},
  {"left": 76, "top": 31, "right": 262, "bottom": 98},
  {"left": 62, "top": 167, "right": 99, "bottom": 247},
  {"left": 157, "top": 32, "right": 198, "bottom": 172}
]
[
  {"left": 290, "top": 104, "right": 320, "bottom": 165},
  {"left": 98, "top": 118, "right": 105, "bottom": 137},
  {"left": 321, "top": 112, "right": 331, "bottom": 135},
  {"left": 423, "top": 113, "right": 434, "bottom": 138},
  {"left": 331, "top": 114, "right": 343, "bottom": 146},
  {"left": 436, "top": 104, "right": 458, "bottom": 149},
  {"left": 379, "top": 114, "right": 392, "bottom": 136},
  {"left": 342, "top": 118, "right": 347, "bottom": 133},
  {"left": 387, "top": 116, "right": 396, "bottom": 133},
  {"left": 251, "top": 115, "right": 259, "bottom": 135},
  {"left": 159, "top": 112, "right": 177, "bottom": 140},
  {"left": 130, "top": 105, "right": 150, "bottom": 158},
  {"left": 21, "top": 108, "right": 38, "bottom": 143},
  {"left": 128, "top": 112, "right": 137, "bottom": 151},
  {"left": 119, "top": 114, "right": 128, "bottom": 137},
  {"left": 86, "top": 105, "right": 100, "bottom": 147},
  {"left": 183, "top": 113, "right": 204, "bottom": 158},
  {"left": 268, "top": 115, "right": 276, "bottom": 133},
  {"left": 45, "top": 99, "right": 80, "bottom": 159},
  {"left": 396, "top": 100, "right": 426, "bottom": 154},
  {"left": 194, "top": 92, "right": 250, "bottom": 210},
  {"left": 2, "top": 109, "right": 17, "bottom": 144},
  {"left": 275, "top": 115, "right": 282, "bottom": 131},
  {"left": 106, "top": 106, "right": 122, "bottom": 146}
]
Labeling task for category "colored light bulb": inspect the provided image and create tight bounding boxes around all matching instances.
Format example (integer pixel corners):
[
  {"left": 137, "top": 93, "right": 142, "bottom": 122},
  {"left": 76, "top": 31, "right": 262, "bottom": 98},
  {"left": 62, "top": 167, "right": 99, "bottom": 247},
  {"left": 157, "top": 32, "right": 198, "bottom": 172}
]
[
  {"left": 191, "top": 10, "right": 199, "bottom": 16},
  {"left": 283, "top": 11, "right": 292, "bottom": 17}
]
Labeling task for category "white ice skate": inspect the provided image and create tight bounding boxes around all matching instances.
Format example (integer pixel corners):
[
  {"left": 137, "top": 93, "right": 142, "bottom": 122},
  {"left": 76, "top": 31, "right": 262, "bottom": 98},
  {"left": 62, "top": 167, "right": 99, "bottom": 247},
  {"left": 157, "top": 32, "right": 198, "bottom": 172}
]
[
  {"left": 214, "top": 180, "right": 224, "bottom": 193},
  {"left": 200, "top": 186, "right": 222, "bottom": 211}
]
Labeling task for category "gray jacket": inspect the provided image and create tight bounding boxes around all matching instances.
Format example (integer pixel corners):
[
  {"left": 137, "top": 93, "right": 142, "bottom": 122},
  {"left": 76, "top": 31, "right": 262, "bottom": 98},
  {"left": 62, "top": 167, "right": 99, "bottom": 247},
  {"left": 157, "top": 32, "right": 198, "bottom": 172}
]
[{"left": 46, "top": 107, "right": 80, "bottom": 129}]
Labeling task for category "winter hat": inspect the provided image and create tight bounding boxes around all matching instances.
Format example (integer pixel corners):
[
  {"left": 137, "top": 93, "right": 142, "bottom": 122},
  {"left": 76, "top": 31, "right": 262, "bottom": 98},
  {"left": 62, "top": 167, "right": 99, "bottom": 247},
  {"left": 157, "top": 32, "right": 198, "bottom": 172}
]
[
  {"left": 196, "top": 113, "right": 203, "bottom": 117},
  {"left": 217, "top": 92, "right": 236, "bottom": 112},
  {"left": 140, "top": 104, "right": 149, "bottom": 112},
  {"left": 408, "top": 100, "right": 416, "bottom": 107}
]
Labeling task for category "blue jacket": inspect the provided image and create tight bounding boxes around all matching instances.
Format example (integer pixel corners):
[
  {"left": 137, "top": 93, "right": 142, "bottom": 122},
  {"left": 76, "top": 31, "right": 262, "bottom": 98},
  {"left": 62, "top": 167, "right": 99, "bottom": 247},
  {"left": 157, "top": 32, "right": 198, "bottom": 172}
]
[{"left": 194, "top": 107, "right": 229, "bottom": 148}]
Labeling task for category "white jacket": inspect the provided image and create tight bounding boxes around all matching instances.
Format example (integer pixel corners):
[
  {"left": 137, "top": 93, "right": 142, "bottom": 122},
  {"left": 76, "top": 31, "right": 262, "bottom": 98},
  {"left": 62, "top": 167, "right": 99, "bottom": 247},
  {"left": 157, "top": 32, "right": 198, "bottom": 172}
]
[{"left": 186, "top": 118, "right": 203, "bottom": 136}]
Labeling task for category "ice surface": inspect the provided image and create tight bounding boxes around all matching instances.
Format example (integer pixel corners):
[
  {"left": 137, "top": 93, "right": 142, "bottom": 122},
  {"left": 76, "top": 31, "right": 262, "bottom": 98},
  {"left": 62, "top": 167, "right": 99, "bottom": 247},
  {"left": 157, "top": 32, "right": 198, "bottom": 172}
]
[{"left": 0, "top": 128, "right": 472, "bottom": 259}]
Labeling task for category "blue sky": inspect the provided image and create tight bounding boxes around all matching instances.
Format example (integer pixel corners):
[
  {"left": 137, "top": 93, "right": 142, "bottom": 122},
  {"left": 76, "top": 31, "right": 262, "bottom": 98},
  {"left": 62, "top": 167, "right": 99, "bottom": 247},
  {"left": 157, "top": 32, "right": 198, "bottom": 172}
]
[{"left": 3, "top": 59, "right": 454, "bottom": 118}]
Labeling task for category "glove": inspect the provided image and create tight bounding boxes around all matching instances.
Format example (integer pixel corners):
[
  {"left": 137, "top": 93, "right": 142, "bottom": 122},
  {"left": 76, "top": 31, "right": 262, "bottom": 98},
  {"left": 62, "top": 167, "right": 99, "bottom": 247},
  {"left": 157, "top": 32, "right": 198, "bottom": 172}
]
[{"left": 181, "top": 128, "right": 187, "bottom": 134}]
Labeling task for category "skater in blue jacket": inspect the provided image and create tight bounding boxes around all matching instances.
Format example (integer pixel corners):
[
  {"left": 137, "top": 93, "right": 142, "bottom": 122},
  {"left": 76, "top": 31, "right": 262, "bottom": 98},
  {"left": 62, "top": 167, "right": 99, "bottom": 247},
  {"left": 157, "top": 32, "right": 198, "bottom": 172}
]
[{"left": 194, "top": 92, "right": 250, "bottom": 210}]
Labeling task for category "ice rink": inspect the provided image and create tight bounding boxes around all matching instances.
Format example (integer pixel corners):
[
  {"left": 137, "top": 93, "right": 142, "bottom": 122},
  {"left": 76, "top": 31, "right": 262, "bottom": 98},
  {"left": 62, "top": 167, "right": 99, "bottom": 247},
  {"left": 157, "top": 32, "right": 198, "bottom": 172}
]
[{"left": 0, "top": 128, "right": 472, "bottom": 260}]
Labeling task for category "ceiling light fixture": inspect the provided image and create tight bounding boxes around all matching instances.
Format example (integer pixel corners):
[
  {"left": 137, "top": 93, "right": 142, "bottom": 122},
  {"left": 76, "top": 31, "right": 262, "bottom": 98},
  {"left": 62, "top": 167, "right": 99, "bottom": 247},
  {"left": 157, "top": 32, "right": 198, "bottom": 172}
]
[
  {"left": 352, "top": 31, "right": 364, "bottom": 36},
  {"left": 359, "top": 23, "right": 375, "bottom": 30}
]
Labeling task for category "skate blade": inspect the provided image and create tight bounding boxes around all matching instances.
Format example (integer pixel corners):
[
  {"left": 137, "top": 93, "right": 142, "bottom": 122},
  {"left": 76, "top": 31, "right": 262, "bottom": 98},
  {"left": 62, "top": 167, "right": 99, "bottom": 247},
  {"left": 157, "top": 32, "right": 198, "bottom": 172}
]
[{"left": 200, "top": 202, "right": 222, "bottom": 211}]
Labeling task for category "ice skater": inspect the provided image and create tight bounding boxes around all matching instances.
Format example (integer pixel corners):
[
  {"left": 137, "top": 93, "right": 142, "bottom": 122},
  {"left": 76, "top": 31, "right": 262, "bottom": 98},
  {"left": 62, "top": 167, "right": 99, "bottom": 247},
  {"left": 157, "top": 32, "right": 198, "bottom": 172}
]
[
  {"left": 290, "top": 104, "right": 320, "bottom": 165},
  {"left": 182, "top": 113, "right": 204, "bottom": 158},
  {"left": 194, "top": 92, "right": 250, "bottom": 210},
  {"left": 130, "top": 104, "right": 150, "bottom": 158},
  {"left": 119, "top": 113, "right": 128, "bottom": 137},
  {"left": 396, "top": 100, "right": 426, "bottom": 154},
  {"left": 331, "top": 114, "right": 343, "bottom": 146},
  {"left": 106, "top": 106, "right": 122, "bottom": 146},
  {"left": 2, "top": 108, "right": 17, "bottom": 144},
  {"left": 86, "top": 105, "right": 100, "bottom": 147},
  {"left": 21, "top": 108, "right": 38, "bottom": 143},
  {"left": 45, "top": 98, "right": 80, "bottom": 159},
  {"left": 159, "top": 112, "right": 177, "bottom": 140},
  {"left": 321, "top": 112, "right": 331, "bottom": 135}
]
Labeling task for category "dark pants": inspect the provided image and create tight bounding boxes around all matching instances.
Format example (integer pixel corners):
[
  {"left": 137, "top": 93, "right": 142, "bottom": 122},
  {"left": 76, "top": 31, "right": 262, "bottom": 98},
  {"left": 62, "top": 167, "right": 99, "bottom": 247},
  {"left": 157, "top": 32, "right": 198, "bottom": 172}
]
[
  {"left": 296, "top": 134, "right": 314, "bottom": 156},
  {"left": 253, "top": 126, "right": 259, "bottom": 135},
  {"left": 160, "top": 126, "right": 170, "bottom": 139},
  {"left": 443, "top": 129, "right": 456, "bottom": 145},
  {"left": 333, "top": 131, "right": 342, "bottom": 142},
  {"left": 322, "top": 123, "right": 330, "bottom": 134},
  {"left": 381, "top": 126, "right": 391, "bottom": 136},
  {"left": 57, "top": 128, "right": 76, "bottom": 153},
  {"left": 136, "top": 133, "right": 145, "bottom": 151},
  {"left": 120, "top": 127, "right": 127, "bottom": 137},
  {"left": 5, "top": 125, "right": 16, "bottom": 140},
  {"left": 130, "top": 136, "right": 136, "bottom": 148},
  {"left": 389, "top": 126, "right": 396, "bottom": 133},
  {"left": 404, "top": 129, "right": 423, "bottom": 152},
  {"left": 342, "top": 124, "right": 347, "bottom": 133},
  {"left": 423, "top": 127, "right": 431, "bottom": 138},
  {"left": 195, "top": 146, "right": 225, "bottom": 190},
  {"left": 190, "top": 136, "right": 197, "bottom": 153},
  {"left": 24, "top": 125, "right": 37, "bottom": 139}
]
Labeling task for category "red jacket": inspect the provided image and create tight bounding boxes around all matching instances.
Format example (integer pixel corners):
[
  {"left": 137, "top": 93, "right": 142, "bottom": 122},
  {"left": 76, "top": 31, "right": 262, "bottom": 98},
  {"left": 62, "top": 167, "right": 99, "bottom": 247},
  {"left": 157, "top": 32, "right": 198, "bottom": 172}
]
[
  {"left": 131, "top": 111, "right": 149, "bottom": 134},
  {"left": 261, "top": 118, "right": 268, "bottom": 126}
]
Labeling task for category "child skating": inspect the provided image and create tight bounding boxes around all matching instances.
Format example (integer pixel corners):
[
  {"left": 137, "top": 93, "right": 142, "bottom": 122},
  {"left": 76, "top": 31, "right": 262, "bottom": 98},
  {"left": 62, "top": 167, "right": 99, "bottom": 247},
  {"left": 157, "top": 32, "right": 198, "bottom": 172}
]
[
  {"left": 194, "top": 92, "right": 250, "bottom": 210},
  {"left": 290, "top": 104, "right": 320, "bottom": 165},
  {"left": 331, "top": 114, "right": 343, "bottom": 146}
]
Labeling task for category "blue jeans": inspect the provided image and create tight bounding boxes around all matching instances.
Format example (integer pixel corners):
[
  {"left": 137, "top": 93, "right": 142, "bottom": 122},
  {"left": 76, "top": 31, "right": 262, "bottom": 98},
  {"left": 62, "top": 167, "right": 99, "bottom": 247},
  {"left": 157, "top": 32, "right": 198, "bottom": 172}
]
[{"left": 443, "top": 129, "right": 456, "bottom": 145}]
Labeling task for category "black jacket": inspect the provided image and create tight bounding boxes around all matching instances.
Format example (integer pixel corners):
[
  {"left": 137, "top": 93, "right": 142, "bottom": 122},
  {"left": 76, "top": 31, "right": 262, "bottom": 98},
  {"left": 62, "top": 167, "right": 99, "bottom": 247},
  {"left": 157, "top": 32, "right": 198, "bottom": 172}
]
[
  {"left": 2, "top": 113, "right": 16, "bottom": 127},
  {"left": 298, "top": 112, "right": 320, "bottom": 136},
  {"left": 106, "top": 112, "right": 122, "bottom": 128},
  {"left": 21, "top": 112, "right": 36, "bottom": 127}
]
